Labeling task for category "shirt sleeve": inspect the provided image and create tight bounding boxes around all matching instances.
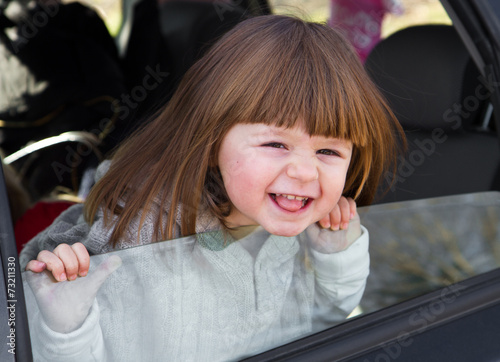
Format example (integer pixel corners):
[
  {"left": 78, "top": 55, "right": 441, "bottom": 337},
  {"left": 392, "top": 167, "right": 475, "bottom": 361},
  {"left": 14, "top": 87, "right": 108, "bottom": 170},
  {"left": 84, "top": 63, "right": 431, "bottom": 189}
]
[
  {"left": 308, "top": 226, "right": 369, "bottom": 326},
  {"left": 30, "top": 301, "right": 107, "bottom": 362}
]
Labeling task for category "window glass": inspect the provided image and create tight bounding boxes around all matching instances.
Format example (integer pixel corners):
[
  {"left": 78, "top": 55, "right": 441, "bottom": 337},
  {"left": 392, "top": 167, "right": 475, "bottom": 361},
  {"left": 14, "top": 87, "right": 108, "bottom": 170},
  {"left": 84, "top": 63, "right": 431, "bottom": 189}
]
[
  {"left": 23, "top": 224, "right": 368, "bottom": 360},
  {"left": 360, "top": 192, "right": 500, "bottom": 314},
  {"left": 22, "top": 192, "right": 500, "bottom": 360}
]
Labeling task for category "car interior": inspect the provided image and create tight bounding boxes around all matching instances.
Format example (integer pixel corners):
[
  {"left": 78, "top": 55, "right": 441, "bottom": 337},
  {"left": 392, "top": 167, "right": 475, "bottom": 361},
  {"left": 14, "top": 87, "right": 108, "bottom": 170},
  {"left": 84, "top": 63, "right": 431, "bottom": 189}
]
[{"left": 365, "top": 23, "right": 500, "bottom": 204}]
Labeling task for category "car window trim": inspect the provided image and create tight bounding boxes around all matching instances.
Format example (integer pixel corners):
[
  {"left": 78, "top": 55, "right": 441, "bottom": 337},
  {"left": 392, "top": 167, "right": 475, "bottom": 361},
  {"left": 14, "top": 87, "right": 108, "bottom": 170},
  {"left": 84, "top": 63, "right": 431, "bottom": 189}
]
[{"left": 0, "top": 166, "right": 33, "bottom": 362}]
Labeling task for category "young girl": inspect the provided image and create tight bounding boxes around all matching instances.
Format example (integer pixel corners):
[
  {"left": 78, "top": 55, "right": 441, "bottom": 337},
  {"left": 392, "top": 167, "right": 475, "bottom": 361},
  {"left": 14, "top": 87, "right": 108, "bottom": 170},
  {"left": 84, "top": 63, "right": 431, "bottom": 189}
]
[{"left": 21, "top": 15, "right": 403, "bottom": 361}]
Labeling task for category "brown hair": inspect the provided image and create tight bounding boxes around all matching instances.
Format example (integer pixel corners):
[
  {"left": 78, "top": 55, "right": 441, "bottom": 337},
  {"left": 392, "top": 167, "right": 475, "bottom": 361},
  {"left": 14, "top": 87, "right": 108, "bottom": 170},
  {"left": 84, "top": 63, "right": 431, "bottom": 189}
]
[{"left": 84, "top": 15, "right": 404, "bottom": 246}]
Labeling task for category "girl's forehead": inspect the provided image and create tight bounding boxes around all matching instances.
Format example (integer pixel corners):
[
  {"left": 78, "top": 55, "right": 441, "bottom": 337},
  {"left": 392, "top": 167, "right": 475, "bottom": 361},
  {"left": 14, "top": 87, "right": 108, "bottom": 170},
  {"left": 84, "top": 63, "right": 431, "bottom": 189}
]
[{"left": 224, "top": 122, "right": 353, "bottom": 146}]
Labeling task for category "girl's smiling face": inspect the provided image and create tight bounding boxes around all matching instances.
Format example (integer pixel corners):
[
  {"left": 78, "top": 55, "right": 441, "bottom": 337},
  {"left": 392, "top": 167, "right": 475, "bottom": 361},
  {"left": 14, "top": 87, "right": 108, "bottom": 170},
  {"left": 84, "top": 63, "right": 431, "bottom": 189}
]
[{"left": 217, "top": 123, "right": 353, "bottom": 236}]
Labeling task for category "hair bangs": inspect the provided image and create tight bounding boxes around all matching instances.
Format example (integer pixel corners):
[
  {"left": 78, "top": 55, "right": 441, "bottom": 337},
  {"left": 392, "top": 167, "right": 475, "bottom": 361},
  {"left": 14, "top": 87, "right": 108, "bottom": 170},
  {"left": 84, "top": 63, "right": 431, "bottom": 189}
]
[{"left": 213, "top": 17, "right": 372, "bottom": 148}]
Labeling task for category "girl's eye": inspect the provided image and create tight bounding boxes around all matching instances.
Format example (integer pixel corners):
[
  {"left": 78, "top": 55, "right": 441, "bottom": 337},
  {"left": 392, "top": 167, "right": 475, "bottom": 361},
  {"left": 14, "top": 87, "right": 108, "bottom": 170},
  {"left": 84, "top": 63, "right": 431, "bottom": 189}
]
[
  {"left": 317, "top": 149, "right": 338, "bottom": 156},
  {"left": 264, "top": 142, "right": 286, "bottom": 149}
]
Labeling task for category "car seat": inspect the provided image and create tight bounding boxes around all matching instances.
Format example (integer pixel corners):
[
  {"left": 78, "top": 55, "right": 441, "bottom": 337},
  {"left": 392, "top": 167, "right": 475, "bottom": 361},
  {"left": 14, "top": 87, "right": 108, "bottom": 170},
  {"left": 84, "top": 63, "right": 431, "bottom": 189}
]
[
  {"left": 119, "top": 0, "right": 248, "bottom": 135},
  {"left": 0, "top": 1, "right": 126, "bottom": 153},
  {"left": 365, "top": 24, "right": 500, "bottom": 204},
  {"left": 0, "top": 1, "right": 126, "bottom": 201},
  {"left": 158, "top": 0, "right": 247, "bottom": 83}
]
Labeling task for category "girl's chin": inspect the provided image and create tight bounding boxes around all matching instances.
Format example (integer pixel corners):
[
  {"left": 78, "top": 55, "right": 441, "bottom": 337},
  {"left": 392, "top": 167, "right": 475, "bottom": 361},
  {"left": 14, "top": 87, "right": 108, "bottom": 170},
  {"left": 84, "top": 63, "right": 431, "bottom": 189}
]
[{"left": 260, "top": 223, "right": 308, "bottom": 237}]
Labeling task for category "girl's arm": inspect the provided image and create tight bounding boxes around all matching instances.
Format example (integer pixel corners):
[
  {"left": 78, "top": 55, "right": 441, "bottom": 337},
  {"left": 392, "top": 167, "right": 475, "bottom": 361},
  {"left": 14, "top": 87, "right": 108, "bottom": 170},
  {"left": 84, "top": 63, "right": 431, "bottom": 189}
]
[
  {"left": 25, "top": 255, "right": 121, "bottom": 361},
  {"left": 28, "top": 299, "right": 106, "bottom": 362},
  {"left": 303, "top": 197, "right": 370, "bottom": 323},
  {"left": 20, "top": 202, "right": 119, "bottom": 360},
  {"left": 307, "top": 222, "right": 369, "bottom": 323}
]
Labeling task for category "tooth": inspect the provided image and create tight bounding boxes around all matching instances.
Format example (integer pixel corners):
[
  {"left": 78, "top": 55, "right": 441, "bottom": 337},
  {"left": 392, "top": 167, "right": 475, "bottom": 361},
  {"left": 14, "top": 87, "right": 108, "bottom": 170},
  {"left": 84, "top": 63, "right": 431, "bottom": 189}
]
[
  {"left": 295, "top": 196, "right": 305, "bottom": 201},
  {"left": 286, "top": 195, "right": 295, "bottom": 200}
]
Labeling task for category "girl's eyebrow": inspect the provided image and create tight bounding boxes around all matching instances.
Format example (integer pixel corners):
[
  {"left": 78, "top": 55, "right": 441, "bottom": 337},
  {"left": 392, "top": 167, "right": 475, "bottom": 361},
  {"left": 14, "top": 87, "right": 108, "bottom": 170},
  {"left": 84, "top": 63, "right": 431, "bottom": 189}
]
[
  {"left": 249, "top": 126, "right": 353, "bottom": 151},
  {"left": 252, "top": 126, "right": 290, "bottom": 137},
  {"left": 247, "top": 128, "right": 286, "bottom": 139},
  {"left": 322, "top": 138, "right": 353, "bottom": 151}
]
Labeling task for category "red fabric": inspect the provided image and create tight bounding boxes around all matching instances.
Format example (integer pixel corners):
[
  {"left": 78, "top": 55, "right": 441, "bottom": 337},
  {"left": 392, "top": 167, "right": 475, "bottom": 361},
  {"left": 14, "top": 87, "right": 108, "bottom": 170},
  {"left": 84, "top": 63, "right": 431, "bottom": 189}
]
[{"left": 15, "top": 201, "right": 75, "bottom": 253}]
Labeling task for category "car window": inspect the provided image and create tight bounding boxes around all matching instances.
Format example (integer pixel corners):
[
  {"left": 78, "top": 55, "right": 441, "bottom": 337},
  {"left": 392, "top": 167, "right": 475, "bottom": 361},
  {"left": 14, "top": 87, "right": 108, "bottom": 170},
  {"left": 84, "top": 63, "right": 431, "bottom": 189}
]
[
  {"left": 359, "top": 191, "right": 500, "bottom": 314},
  {"left": 21, "top": 192, "right": 500, "bottom": 360}
]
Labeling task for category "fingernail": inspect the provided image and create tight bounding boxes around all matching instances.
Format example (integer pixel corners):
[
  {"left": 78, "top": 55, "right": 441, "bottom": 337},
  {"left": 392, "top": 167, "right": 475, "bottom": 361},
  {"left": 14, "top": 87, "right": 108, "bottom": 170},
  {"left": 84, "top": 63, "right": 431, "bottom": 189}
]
[
  {"left": 350, "top": 211, "right": 355, "bottom": 219},
  {"left": 80, "top": 271, "right": 87, "bottom": 277},
  {"left": 331, "top": 224, "right": 339, "bottom": 231},
  {"left": 69, "top": 274, "right": 77, "bottom": 281},
  {"left": 341, "top": 222, "right": 349, "bottom": 230},
  {"left": 59, "top": 273, "right": 67, "bottom": 282},
  {"left": 322, "top": 221, "right": 331, "bottom": 229}
]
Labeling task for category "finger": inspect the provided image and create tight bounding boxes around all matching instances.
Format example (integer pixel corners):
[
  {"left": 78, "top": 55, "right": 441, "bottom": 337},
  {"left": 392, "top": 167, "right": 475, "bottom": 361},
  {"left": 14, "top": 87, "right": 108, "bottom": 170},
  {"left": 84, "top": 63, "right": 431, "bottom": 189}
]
[
  {"left": 337, "top": 197, "right": 351, "bottom": 230},
  {"left": 346, "top": 197, "right": 357, "bottom": 219},
  {"left": 329, "top": 204, "right": 341, "bottom": 230},
  {"left": 86, "top": 255, "right": 122, "bottom": 291},
  {"left": 71, "top": 243, "right": 90, "bottom": 277},
  {"left": 318, "top": 214, "right": 331, "bottom": 229},
  {"left": 36, "top": 250, "right": 67, "bottom": 282},
  {"left": 53, "top": 244, "right": 80, "bottom": 281},
  {"left": 25, "top": 269, "right": 56, "bottom": 295},
  {"left": 25, "top": 260, "right": 47, "bottom": 273}
]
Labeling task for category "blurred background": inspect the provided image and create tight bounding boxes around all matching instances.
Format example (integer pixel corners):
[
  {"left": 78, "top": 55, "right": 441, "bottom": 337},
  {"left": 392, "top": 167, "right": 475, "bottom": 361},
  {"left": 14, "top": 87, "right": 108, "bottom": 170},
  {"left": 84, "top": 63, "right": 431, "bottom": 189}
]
[{"left": 65, "top": 0, "right": 451, "bottom": 39}]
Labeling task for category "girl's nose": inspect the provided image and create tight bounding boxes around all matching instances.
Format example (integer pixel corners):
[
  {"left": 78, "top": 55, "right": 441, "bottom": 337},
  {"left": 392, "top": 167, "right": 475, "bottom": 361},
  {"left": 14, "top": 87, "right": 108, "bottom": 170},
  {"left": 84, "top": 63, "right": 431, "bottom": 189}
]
[{"left": 286, "top": 157, "right": 319, "bottom": 182}]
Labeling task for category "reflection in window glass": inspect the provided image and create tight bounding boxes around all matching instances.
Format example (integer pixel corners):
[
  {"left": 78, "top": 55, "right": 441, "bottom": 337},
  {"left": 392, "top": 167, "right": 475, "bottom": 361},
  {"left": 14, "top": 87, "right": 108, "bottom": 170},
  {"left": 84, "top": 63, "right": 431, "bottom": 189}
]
[{"left": 359, "top": 192, "right": 500, "bottom": 314}]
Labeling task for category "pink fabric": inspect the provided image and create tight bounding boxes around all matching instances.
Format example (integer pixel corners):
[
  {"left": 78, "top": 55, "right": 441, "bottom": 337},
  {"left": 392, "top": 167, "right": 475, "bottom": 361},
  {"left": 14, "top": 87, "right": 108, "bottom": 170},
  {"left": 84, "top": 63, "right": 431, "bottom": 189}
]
[{"left": 329, "top": 0, "right": 403, "bottom": 61}]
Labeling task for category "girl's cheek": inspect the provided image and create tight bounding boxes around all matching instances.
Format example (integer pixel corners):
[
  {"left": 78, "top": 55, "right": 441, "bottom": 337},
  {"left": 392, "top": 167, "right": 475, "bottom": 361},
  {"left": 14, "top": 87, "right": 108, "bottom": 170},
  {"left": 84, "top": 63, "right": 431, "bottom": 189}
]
[
  {"left": 221, "top": 159, "right": 252, "bottom": 195},
  {"left": 226, "top": 158, "right": 246, "bottom": 179}
]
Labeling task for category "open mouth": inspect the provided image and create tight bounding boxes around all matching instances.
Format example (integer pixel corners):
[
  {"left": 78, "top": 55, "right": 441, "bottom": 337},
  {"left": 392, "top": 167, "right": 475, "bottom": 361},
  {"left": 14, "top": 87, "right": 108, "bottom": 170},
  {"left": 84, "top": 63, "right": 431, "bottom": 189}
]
[{"left": 270, "top": 193, "right": 311, "bottom": 211}]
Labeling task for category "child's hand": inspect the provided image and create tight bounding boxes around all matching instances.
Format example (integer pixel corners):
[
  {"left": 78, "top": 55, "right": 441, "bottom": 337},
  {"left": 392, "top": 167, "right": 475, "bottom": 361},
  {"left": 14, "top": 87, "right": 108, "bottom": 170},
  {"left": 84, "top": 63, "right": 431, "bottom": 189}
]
[
  {"left": 318, "top": 196, "right": 356, "bottom": 231},
  {"left": 25, "top": 245, "right": 122, "bottom": 334},
  {"left": 306, "top": 197, "right": 361, "bottom": 254},
  {"left": 25, "top": 242, "right": 90, "bottom": 282}
]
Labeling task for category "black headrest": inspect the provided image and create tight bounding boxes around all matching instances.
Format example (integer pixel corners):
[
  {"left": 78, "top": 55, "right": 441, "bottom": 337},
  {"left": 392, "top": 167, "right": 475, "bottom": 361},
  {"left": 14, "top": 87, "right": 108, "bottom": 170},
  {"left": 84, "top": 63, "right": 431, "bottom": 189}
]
[
  {"left": 365, "top": 25, "right": 482, "bottom": 132},
  {"left": 158, "top": 0, "right": 246, "bottom": 79}
]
